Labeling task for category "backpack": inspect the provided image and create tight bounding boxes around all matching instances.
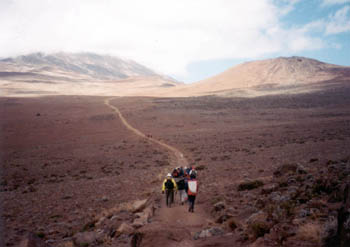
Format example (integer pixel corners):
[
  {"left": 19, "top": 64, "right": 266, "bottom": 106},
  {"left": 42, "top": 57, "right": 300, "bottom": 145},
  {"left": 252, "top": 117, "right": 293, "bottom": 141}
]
[
  {"left": 177, "top": 179, "right": 185, "bottom": 190},
  {"left": 190, "top": 169, "right": 197, "bottom": 178},
  {"left": 165, "top": 179, "right": 174, "bottom": 190},
  {"left": 188, "top": 180, "right": 197, "bottom": 195}
]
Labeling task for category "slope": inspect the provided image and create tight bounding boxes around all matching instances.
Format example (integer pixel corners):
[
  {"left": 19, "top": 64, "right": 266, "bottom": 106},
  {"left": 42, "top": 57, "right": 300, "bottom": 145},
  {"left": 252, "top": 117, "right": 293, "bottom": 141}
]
[{"left": 178, "top": 56, "right": 350, "bottom": 96}]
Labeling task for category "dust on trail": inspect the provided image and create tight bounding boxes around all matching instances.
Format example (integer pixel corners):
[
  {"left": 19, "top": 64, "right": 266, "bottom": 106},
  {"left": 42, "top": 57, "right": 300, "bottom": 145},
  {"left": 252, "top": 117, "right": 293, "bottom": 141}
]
[{"left": 104, "top": 98, "right": 211, "bottom": 245}]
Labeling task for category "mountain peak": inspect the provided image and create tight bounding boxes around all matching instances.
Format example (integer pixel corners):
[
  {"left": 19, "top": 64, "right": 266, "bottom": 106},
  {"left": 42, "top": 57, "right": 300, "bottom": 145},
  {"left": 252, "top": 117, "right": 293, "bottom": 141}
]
[
  {"left": 1, "top": 52, "right": 159, "bottom": 80},
  {"left": 188, "top": 56, "right": 350, "bottom": 94}
]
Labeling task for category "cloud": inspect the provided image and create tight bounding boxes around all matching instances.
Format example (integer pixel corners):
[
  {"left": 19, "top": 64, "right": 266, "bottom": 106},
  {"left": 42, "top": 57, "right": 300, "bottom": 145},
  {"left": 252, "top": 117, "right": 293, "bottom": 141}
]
[
  {"left": 0, "top": 0, "right": 331, "bottom": 77},
  {"left": 321, "top": 0, "right": 350, "bottom": 6},
  {"left": 325, "top": 6, "right": 350, "bottom": 34}
]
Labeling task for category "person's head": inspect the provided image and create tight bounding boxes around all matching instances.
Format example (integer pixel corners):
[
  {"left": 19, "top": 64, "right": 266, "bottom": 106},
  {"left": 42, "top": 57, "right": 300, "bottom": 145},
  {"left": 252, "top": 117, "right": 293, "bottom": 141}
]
[
  {"left": 167, "top": 173, "right": 172, "bottom": 178},
  {"left": 192, "top": 165, "right": 195, "bottom": 170}
]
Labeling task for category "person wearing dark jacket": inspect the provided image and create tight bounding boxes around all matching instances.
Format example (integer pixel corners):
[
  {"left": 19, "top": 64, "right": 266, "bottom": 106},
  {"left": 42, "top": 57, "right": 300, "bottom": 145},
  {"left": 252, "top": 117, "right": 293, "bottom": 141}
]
[
  {"left": 177, "top": 175, "right": 187, "bottom": 205},
  {"left": 162, "top": 173, "right": 177, "bottom": 207},
  {"left": 186, "top": 173, "right": 198, "bottom": 212}
]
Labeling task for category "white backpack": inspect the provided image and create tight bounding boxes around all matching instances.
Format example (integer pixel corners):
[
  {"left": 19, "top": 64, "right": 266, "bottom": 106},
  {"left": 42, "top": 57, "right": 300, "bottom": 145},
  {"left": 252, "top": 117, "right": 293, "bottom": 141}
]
[{"left": 188, "top": 180, "right": 197, "bottom": 195}]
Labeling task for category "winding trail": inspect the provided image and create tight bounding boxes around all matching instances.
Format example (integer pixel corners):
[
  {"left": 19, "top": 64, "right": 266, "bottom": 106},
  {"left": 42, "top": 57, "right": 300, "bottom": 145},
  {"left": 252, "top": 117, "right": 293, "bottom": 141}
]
[
  {"left": 104, "top": 98, "right": 188, "bottom": 167},
  {"left": 104, "top": 98, "right": 212, "bottom": 246}
]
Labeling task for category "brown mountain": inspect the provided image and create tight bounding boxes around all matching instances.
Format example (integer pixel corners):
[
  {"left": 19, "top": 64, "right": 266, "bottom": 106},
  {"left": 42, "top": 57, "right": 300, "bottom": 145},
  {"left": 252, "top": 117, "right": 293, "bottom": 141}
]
[
  {"left": 0, "top": 52, "right": 181, "bottom": 97},
  {"left": 178, "top": 56, "right": 350, "bottom": 96}
]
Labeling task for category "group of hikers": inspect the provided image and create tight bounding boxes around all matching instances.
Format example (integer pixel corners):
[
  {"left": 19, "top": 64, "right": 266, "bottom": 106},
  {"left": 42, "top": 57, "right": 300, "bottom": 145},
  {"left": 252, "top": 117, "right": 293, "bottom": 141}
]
[{"left": 161, "top": 166, "right": 198, "bottom": 213}]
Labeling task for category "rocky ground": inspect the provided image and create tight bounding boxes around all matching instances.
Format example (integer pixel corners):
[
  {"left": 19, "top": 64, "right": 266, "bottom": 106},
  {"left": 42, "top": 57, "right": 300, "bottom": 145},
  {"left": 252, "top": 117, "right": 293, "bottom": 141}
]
[{"left": 1, "top": 84, "right": 350, "bottom": 246}]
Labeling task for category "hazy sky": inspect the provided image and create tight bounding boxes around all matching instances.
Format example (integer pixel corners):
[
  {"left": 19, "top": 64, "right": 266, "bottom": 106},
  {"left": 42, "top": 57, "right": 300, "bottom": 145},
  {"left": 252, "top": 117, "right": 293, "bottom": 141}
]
[{"left": 0, "top": 0, "right": 349, "bottom": 82}]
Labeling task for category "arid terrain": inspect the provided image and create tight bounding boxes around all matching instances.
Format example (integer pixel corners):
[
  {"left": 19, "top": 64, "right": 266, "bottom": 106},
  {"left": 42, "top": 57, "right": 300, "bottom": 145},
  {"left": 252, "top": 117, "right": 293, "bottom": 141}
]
[{"left": 2, "top": 81, "right": 350, "bottom": 246}]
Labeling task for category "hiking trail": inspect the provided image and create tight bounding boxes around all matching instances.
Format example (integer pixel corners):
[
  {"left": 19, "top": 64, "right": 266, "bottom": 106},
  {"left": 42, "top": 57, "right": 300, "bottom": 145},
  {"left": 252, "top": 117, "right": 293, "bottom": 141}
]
[
  {"left": 104, "top": 98, "right": 212, "bottom": 246},
  {"left": 104, "top": 98, "right": 188, "bottom": 167}
]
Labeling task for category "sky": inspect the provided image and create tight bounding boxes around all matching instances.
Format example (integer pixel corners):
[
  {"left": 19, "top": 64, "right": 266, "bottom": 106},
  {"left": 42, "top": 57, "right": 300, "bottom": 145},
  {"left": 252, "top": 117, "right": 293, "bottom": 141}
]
[{"left": 0, "top": 0, "right": 349, "bottom": 83}]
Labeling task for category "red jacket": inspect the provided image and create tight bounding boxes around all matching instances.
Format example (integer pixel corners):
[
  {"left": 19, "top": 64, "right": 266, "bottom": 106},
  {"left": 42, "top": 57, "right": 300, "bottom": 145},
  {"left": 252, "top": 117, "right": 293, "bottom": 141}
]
[{"left": 187, "top": 179, "right": 198, "bottom": 196}]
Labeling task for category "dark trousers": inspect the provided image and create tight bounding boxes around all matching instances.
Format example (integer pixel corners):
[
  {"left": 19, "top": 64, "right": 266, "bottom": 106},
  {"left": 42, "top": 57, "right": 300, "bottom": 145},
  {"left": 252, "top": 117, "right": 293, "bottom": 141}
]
[
  {"left": 166, "top": 189, "right": 174, "bottom": 207},
  {"left": 188, "top": 195, "right": 196, "bottom": 212}
]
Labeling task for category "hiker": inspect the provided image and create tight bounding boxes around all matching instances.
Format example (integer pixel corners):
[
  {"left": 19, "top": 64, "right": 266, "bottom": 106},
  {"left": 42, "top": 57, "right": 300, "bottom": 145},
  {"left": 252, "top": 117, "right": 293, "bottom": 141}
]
[
  {"left": 185, "top": 166, "right": 191, "bottom": 176},
  {"left": 177, "top": 175, "right": 187, "bottom": 205},
  {"left": 178, "top": 166, "right": 184, "bottom": 177},
  {"left": 189, "top": 167, "right": 196, "bottom": 178},
  {"left": 162, "top": 173, "right": 177, "bottom": 207},
  {"left": 186, "top": 172, "right": 198, "bottom": 212},
  {"left": 172, "top": 168, "right": 179, "bottom": 178}
]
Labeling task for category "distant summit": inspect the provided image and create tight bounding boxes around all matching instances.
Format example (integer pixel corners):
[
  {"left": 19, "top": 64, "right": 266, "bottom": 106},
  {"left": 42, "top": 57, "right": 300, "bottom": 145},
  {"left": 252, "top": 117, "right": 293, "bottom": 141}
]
[
  {"left": 0, "top": 52, "right": 158, "bottom": 80},
  {"left": 0, "top": 52, "right": 181, "bottom": 97},
  {"left": 188, "top": 56, "right": 350, "bottom": 93}
]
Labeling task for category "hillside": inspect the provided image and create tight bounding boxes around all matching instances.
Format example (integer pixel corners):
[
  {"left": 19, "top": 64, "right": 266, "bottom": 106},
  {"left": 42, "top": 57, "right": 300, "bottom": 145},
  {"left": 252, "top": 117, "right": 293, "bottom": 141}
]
[
  {"left": 178, "top": 56, "right": 350, "bottom": 96},
  {"left": 0, "top": 52, "right": 159, "bottom": 80},
  {"left": 1, "top": 55, "right": 349, "bottom": 97},
  {"left": 0, "top": 52, "right": 180, "bottom": 97}
]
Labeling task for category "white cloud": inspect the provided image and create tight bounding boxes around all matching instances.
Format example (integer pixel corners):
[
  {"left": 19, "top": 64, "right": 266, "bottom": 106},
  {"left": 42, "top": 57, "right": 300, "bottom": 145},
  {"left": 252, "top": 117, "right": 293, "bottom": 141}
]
[
  {"left": 0, "top": 0, "right": 329, "bottom": 77},
  {"left": 325, "top": 6, "right": 350, "bottom": 34},
  {"left": 322, "top": 0, "right": 350, "bottom": 6}
]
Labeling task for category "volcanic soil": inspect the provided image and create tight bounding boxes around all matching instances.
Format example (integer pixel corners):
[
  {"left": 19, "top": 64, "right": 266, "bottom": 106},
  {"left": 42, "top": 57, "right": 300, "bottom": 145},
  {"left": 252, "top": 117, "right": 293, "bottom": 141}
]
[{"left": 1, "top": 84, "right": 350, "bottom": 246}]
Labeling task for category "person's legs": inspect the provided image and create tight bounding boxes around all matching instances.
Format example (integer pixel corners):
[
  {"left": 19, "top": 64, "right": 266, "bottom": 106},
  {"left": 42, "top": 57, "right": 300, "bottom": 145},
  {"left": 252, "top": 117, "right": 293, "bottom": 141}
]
[
  {"left": 170, "top": 190, "right": 174, "bottom": 206},
  {"left": 179, "top": 190, "right": 184, "bottom": 204},
  {"left": 191, "top": 195, "right": 196, "bottom": 212},
  {"left": 166, "top": 190, "right": 170, "bottom": 207},
  {"left": 188, "top": 195, "right": 194, "bottom": 212}
]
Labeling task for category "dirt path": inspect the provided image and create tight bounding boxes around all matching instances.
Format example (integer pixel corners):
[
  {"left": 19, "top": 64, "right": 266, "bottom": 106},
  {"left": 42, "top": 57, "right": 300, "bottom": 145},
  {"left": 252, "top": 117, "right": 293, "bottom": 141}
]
[
  {"left": 104, "top": 98, "right": 211, "bottom": 246},
  {"left": 104, "top": 98, "right": 188, "bottom": 167}
]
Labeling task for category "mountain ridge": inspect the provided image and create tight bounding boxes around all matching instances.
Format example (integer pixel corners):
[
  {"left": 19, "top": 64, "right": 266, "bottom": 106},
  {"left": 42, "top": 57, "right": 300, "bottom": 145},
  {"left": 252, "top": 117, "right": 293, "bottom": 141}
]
[
  {"left": 0, "top": 52, "right": 161, "bottom": 80},
  {"left": 1, "top": 54, "right": 349, "bottom": 97}
]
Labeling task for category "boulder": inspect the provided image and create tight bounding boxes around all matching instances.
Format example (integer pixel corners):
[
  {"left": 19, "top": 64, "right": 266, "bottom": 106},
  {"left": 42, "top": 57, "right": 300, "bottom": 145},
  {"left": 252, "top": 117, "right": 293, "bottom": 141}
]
[
  {"left": 261, "top": 184, "right": 277, "bottom": 195},
  {"left": 193, "top": 227, "right": 225, "bottom": 240},
  {"left": 132, "top": 216, "right": 148, "bottom": 229},
  {"left": 56, "top": 241, "right": 74, "bottom": 247},
  {"left": 216, "top": 213, "right": 233, "bottom": 224},
  {"left": 131, "top": 199, "right": 148, "bottom": 213},
  {"left": 143, "top": 206, "right": 154, "bottom": 219},
  {"left": 246, "top": 210, "right": 273, "bottom": 239},
  {"left": 115, "top": 222, "right": 134, "bottom": 237},
  {"left": 213, "top": 201, "right": 225, "bottom": 212},
  {"left": 73, "top": 231, "right": 104, "bottom": 246},
  {"left": 246, "top": 211, "right": 268, "bottom": 225},
  {"left": 95, "top": 216, "right": 107, "bottom": 228}
]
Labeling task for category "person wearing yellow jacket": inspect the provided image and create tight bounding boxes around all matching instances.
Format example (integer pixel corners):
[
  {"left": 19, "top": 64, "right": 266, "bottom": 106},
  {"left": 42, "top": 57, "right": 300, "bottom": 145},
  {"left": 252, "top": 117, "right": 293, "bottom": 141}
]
[{"left": 162, "top": 173, "right": 177, "bottom": 207}]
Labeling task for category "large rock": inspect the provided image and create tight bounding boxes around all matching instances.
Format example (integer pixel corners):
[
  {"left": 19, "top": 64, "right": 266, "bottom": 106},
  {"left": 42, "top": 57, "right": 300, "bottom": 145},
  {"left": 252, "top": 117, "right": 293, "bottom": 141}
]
[
  {"left": 246, "top": 211, "right": 268, "bottom": 225},
  {"left": 132, "top": 215, "right": 148, "bottom": 229},
  {"left": 216, "top": 213, "right": 233, "bottom": 224},
  {"left": 73, "top": 231, "right": 104, "bottom": 246},
  {"left": 115, "top": 222, "right": 135, "bottom": 237},
  {"left": 132, "top": 207, "right": 153, "bottom": 229},
  {"left": 193, "top": 227, "right": 225, "bottom": 240},
  {"left": 246, "top": 211, "right": 273, "bottom": 239},
  {"left": 213, "top": 201, "right": 226, "bottom": 212},
  {"left": 56, "top": 241, "right": 74, "bottom": 247},
  {"left": 131, "top": 199, "right": 148, "bottom": 213}
]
